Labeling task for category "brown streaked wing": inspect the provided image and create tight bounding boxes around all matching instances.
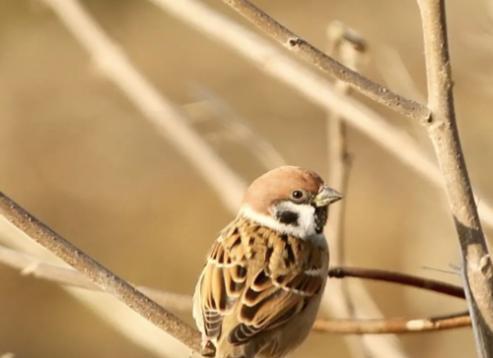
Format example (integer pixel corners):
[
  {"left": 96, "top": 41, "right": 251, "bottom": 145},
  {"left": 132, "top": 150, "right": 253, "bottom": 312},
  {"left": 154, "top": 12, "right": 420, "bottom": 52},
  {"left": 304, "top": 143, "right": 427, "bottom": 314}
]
[
  {"left": 198, "top": 224, "right": 248, "bottom": 340},
  {"left": 229, "top": 233, "right": 326, "bottom": 345}
]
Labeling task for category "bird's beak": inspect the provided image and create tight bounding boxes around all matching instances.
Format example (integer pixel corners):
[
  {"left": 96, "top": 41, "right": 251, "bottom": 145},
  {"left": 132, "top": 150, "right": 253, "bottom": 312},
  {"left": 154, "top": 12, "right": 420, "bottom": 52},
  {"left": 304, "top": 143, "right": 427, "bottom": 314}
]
[{"left": 313, "top": 186, "right": 342, "bottom": 207}]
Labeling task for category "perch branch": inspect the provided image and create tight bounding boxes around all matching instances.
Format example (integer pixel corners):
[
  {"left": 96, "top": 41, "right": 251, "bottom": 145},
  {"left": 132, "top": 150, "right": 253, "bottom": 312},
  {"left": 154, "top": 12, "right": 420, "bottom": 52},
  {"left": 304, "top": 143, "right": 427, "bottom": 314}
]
[
  {"left": 0, "top": 241, "right": 471, "bottom": 335},
  {"left": 313, "top": 311, "right": 471, "bottom": 334},
  {"left": 0, "top": 192, "right": 201, "bottom": 352},
  {"left": 219, "top": 0, "right": 430, "bottom": 122},
  {"left": 417, "top": 0, "right": 493, "bottom": 355}
]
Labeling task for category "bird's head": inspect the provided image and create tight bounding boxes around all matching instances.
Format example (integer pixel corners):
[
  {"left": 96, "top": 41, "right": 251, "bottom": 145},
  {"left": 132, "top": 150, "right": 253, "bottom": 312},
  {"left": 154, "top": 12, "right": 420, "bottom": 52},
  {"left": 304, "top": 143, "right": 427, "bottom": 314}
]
[{"left": 240, "top": 166, "right": 342, "bottom": 238}]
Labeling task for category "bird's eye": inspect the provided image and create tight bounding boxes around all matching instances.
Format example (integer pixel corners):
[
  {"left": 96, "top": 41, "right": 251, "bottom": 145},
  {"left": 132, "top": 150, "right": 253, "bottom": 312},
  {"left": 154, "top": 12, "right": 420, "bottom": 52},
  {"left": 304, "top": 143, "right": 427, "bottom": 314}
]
[{"left": 291, "top": 190, "right": 304, "bottom": 200}]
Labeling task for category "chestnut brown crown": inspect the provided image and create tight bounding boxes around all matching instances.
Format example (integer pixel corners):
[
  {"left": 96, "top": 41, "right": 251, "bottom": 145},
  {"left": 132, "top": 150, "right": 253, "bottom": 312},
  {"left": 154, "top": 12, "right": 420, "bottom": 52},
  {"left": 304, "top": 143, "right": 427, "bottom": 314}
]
[{"left": 242, "top": 166, "right": 329, "bottom": 215}]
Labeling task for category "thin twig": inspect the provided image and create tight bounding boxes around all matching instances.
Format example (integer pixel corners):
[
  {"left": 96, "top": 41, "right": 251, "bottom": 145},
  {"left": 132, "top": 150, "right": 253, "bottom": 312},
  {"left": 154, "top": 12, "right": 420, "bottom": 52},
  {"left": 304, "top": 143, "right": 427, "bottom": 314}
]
[
  {"left": 377, "top": 46, "right": 425, "bottom": 103},
  {"left": 0, "top": 192, "right": 201, "bottom": 352},
  {"left": 326, "top": 20, "right": 360, "bottom": 268},
  {"left": 324, "top": 22, "right": 377, "bottom": 358},
  {"left": 148, "top": 0, "right": 493, "bottom": 233},
  {"left": 329, "top": 267, "right": 465, "bottom": 299},
  {"left": 313, "top": 311, "right": 471, "bottom": 334},
  {"left": 187, "top": 84, "right": 286, "bottom": 169},
  {"left": 219, "top": 0, "right": 430, "bottom": 122},
  {"left": 148, "top": 0, "right": 437, "bottom": 183},
  {"left": 417, "top": 0, "right": 493, "bottom": 355}
]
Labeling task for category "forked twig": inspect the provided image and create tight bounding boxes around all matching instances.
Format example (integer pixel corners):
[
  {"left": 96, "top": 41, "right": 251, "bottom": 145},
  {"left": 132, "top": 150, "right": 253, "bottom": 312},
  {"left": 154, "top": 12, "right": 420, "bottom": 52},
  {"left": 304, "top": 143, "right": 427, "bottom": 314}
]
[
  {"left": 148, "top": 0, "right": 440, "bottom": 199},
  {"left": 148, "top": 0, "right": 493, "bottom": 234},
  {"left": 219, "top": 0, "right": 429, "bottom": 122}
]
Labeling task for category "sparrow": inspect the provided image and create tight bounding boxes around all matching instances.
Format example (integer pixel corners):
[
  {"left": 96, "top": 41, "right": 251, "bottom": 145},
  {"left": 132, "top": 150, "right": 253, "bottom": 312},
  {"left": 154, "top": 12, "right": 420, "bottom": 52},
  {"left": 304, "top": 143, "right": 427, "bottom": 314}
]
[{"left": 193, "top": 166, "right": 342, "bottom": 358}]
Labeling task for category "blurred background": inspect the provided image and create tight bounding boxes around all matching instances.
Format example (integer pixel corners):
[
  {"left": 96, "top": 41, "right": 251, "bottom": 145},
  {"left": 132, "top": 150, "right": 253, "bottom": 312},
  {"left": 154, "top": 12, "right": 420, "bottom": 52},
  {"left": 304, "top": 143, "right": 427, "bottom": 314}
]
[{"left": 1, "top": 0, "right": 493, "bottom": 356}]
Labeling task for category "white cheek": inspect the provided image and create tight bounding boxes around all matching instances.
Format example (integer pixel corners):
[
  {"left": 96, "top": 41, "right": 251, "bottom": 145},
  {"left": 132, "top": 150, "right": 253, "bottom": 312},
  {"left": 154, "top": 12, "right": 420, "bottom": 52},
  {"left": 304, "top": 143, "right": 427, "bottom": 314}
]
[
  {"left": 239, "top": 203, "right": 322, "bottom": 238},
  {"left": 275, "top": 201, "right": 317, "bottom": 237}
]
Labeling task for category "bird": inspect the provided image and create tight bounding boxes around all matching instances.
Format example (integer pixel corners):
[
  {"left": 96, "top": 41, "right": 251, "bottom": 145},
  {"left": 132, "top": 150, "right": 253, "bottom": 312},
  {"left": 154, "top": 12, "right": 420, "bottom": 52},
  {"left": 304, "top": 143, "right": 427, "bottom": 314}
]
[{"left": 193, "top": 166, "right": 342, "bottom": 358}]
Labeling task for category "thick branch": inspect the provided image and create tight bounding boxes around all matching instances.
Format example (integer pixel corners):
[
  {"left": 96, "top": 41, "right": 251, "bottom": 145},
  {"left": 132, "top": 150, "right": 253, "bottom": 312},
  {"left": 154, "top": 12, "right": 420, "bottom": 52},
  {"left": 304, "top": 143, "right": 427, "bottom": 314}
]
[
  {"left": 0, "top": 192, "right": 201, "bottom": 352},
  {"left": 417, "top": 0, "right": 493, "bottom": 355},
  {"left": 313, "top": 311, "right": 471, "bottom": 334},
  {"left": 220, "top": 0, "right": 430, "bottom": 122}
]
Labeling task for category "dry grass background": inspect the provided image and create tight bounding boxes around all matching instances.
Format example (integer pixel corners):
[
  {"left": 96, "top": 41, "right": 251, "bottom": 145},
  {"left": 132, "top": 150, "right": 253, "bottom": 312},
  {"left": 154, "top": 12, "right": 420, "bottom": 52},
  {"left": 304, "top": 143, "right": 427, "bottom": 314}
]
[{"left": 1, "top": 0, "right": 493, "bottom": 356}]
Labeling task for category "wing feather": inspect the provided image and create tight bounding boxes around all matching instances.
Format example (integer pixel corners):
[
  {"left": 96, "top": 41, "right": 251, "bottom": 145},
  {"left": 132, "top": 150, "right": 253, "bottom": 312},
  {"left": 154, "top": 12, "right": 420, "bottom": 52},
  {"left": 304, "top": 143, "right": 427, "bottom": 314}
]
[
  {"left": 228, "top": 231, "right": 327, "bottom": 345},
  {"left": 193, "top": 217, "right": 328, "bottom": 352},
  {"left": 194, "top": 223, "right": 248, "bottom": 342}
]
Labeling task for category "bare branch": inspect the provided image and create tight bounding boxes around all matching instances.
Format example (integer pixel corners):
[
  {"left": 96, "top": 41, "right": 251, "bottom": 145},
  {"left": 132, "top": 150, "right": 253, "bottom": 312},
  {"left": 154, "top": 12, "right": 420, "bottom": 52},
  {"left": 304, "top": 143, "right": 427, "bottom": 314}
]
[
  {"left": 219, "top": 0, "right": 430, "bottom": 122},
  {"left": 148, "top": 0, "right": 493, "bottom": 233},
  {"left": 0, "top": 241, "right": 471, "bottom": 337},
  {"left": 417, "top": 0, "right": 493, "bottom": 355},
  {"left": 329, "top": 267, "right": 465, "bottom": 299},
  {"left": 0, "top": 192, "right": 201, "bottom": 352},
  {"left": 313, "top": 311, "right": 471, "bottom": 334}
]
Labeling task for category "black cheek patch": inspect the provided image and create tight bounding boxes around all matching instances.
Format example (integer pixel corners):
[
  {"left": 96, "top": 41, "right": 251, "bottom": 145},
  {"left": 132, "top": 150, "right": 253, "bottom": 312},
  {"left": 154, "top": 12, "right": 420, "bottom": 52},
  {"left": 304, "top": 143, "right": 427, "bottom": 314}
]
[{"left": 276, "top": 210, "right": 299, "bottom": 226}]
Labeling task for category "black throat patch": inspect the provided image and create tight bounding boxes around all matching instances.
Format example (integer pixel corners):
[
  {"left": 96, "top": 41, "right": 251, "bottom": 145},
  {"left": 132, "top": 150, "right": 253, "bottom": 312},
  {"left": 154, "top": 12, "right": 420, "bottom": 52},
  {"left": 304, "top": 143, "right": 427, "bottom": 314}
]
[
  {"left": 314, "top": 206, "right": 328, "bottom": 233},
  {"left": 276, "top": 210, "right": 299, "bottom": 226}
]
